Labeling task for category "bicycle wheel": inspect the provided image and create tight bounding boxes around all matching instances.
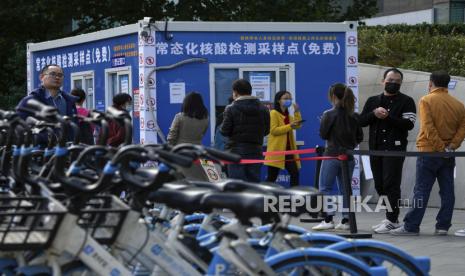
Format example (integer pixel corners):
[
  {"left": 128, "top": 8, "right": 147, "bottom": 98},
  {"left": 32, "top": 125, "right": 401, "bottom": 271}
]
[
  {"left": 299, "top": 232, "right": 346, "bottom": 248},
  {"left": 255, "top": 224, "right": 309, "bottom": 236},
  {"left": 326, "top": 240, "right": 430, "bottom": 276},
  {"left": 266, "top": 248, "right": 387, "bottom": 276}
]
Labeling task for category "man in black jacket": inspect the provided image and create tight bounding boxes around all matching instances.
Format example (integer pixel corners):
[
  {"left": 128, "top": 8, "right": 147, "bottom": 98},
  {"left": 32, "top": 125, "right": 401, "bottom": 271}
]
[
  {"left": 359, "top": 68, "right": 416, "bottom": 234},
  {"left": 220, "top": 79, "right": 270, "bottom": 182}
]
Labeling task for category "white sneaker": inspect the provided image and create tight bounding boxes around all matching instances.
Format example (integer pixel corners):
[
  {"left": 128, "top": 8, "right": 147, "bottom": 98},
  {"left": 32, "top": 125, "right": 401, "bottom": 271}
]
[
  {"left": 434, "top": 229, "right": 448, "bottom": 236},
  {"left": 371, "top": 219, "right": 389, "bottom": 230},
  {"left": 389, "top": 225, "right": 419, "bottom": 236},
  {"left": 454, "top": 228, "right": 465, "bottom": 237},
  {"left": 312, "top": 221, "right": 335, "bottom": 231},
  {"left": 335, "top": 222, "right": 349, "bottom": 231},
  {"left": 374, "top": 220, "right": 400, "bottom": 234}
]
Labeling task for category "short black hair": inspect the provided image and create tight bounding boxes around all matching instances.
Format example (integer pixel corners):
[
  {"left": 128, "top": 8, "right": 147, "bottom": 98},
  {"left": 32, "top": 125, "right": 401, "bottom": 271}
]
[
  {"left": 383, "top": 68, "right": 403, "bottom": 80},
  {"left": 430, "top": 70, "right": 450, "bottom": 88},
  {"left": 71, "top": 88, "right": 86, "bottom": 103},
  {"left": 182, "top": 92, "right": 208, "bottom": 119},
  {"left": 232, "top": 79, "right": 252, "bottom": 96},
  {"left": 113, "top": 93, "right": 132, "bottom": 107},
  {"left": 40, "top": 64, "right": 62, "bottom": 75}
]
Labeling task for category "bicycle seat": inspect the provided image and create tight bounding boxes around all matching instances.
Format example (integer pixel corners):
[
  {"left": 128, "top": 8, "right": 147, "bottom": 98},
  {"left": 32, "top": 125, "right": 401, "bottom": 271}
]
[
  {"left": 187, "top": 179, "right": 282, "bottom": 192},
  {"left": 200, "top": 192, "right": 279, "bottom": 223},
  {"left": 224, "top": 181, "right": 318, "bottom": 198},
  {"left": 149, "top": 187, "right": 213, "bottom": 214},
  {"left": 57, "top": 174, "right": 99, "bottom": 195},
  {"left": 188, "top": 180, "right": 320, "bottom": 216},
  {"left": 222, "top": 182, "right": 321, "bottom": 216},
  {"left": 134, "top": 167, "right": 158, "bottom": 179}
]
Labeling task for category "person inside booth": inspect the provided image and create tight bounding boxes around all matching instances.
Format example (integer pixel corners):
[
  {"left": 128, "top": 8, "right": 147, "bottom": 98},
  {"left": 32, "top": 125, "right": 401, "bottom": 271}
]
[
  {"left": 71, "top": 88, "right": 94, "bottom": 145},
  {"left": 264, "top": 90, "right": 302, "bottom": 187},
  {"left": 106, "top": 93, "right": 132, "bottom": 147}
]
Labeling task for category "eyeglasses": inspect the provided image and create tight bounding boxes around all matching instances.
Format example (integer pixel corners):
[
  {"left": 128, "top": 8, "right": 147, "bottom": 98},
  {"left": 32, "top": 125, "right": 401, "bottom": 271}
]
[{"left": 45, "top": 72, "right": 64, "bottom": 78}]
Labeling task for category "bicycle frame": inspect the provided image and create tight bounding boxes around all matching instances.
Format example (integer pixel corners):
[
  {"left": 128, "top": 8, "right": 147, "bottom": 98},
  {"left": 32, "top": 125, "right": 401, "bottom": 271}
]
[{"left": 111, "top": 209, "right": 202, "bottom": 276}]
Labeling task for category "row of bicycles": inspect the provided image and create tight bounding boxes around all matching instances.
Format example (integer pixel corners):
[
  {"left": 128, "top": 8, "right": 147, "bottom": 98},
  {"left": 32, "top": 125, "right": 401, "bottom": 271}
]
[{"left": 0, "top": 98, "right": 431, "bottom": 275}]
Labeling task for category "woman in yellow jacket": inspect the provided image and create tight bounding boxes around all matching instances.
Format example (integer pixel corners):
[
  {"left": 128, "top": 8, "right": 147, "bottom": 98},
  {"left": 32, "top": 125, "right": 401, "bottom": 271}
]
[{"left": 265, "top": 91, "right": 302, "bottom": 186}]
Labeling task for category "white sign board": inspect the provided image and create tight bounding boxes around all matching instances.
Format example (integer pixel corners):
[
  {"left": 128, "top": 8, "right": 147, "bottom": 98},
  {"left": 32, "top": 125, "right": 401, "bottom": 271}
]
[
  {"left": 169, "top": 82, "right": 186, "bottom": 104},
  {"left": 361, "top": 155, "right": 373, "bottom": 180}
]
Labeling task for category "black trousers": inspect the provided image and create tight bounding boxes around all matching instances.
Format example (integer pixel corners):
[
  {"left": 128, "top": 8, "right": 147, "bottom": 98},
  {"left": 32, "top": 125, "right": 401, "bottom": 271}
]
[
  {"left": 266, "top": 156, "right": 300, "bottom": 187},
  {"left": 370, "top": 156, "right": 405, "bottom": 223}
]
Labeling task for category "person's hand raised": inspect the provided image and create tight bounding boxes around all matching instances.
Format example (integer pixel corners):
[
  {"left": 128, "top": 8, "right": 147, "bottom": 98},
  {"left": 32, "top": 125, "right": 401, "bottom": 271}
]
[
  {"left": 293, "top": 103, "right": 300, "bottom": 112},
  {"left": 373, "top": 107, "right": 388, "bottom": 119}
]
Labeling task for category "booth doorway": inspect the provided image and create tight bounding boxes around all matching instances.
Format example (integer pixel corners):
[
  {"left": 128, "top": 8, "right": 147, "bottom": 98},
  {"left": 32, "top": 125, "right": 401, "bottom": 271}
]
[
  {"left": 209, "top": 63, "right": 295, "bottom": 144},
  {"left": 105, "top": 66, "right": 132, "bottom": 112},
  {"left": 71, "top": 70, "right": 95, "bottom": 110}
]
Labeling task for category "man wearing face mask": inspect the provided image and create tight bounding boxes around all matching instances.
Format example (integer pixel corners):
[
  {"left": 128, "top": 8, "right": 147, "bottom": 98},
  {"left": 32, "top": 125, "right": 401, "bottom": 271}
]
[
  {"left": 391, "top": 71, "right": 465, "bottom": 236},
  {"left": 359, "top": 68, "right": 416, "bottom": 234},
  {"left": 221, "top": 79, "right": 270, "bottom": 182}
]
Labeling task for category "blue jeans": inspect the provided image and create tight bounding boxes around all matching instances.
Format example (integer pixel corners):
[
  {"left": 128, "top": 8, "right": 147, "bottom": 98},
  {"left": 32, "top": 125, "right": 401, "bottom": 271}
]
[
  {"left": 227, "top": 144, "right": 263, "bottom": 183},
  {"left": 319, "top": 159, "right": 355, "bottom": 218},
  {"left": 404, "top": 156, "right": 455, "bottom": 232},
  {"left": 228, "top": 163, "right": 262, "bottom": 183}
]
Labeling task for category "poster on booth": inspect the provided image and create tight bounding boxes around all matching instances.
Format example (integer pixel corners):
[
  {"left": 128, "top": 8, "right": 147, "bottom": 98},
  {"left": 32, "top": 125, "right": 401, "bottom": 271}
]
[
  {"left": 250, "top": 73, "right": 271, "bottom": 102},
  {"left": 133, "top": 89, "right": 140, "bottom": 118},
  {"left": 169, "top": 82, "right": 186, "bottom": 104}
]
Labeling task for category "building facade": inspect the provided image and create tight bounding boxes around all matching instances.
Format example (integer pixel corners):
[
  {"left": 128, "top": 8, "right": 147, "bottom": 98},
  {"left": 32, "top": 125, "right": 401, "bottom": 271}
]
[{"left": 363, "top": 0, "right": 465, "bottom": 25}]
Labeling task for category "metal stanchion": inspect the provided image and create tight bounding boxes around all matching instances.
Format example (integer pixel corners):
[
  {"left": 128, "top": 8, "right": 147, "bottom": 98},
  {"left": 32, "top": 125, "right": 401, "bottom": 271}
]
[
  {"left": 300, "top": 145, "right": 325, "bottom": 223},
  {"left": 313, "top": 145, "right": 323, "bottom": 190},
  {"left": 337, "top": 154, "right": 372, "bottom": 239}
]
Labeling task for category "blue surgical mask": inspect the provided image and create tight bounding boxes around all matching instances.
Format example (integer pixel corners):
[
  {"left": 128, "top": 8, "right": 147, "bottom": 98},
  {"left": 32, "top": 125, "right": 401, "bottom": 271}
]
[{"left": 282, "top": 99, "right": 292, "bottom": 108}]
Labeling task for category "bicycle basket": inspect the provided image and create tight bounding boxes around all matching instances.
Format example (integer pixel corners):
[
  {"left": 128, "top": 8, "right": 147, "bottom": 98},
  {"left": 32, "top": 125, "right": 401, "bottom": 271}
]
[
  {"left": 0, "top": 196, "right": 66, "bottom": 251},
  {"left": 77, "top": 195, "right": 129, "bottom": 245}
]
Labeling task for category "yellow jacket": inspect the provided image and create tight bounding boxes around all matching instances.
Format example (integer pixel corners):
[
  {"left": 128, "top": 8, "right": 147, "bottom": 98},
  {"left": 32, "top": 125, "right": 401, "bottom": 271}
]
[
  {"left": 417, "top": 87, "right": 465, "bottom": 152},
  {"left": 265, "top": 109, "right": 302, "bottom": 169}
]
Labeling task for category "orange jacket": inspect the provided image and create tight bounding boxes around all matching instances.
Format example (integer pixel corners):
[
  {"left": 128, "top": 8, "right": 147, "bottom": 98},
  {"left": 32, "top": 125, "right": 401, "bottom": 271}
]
[{"left": 416, "top": 87, "right": 465, "bottom": 152}]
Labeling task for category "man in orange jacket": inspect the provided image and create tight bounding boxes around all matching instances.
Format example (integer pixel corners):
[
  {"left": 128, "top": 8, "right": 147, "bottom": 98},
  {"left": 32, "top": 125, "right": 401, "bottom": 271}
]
[{"left": 391, "top": 71, "right": 465, "bottom": 236}]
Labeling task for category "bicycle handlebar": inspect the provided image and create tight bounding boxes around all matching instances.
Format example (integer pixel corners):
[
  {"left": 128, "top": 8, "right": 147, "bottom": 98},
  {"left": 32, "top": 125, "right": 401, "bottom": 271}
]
[
  {"left": 204, "top": 147, "right": 241, "bottom": 163},
  {"left": 172, "top": 143, "right": 241, "bottom": 164}
]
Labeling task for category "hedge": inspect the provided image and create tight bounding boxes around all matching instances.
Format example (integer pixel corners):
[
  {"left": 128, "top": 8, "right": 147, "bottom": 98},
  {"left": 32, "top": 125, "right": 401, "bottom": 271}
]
[{"left": 358, "top": 24, "right": 465, "bottom": 77}]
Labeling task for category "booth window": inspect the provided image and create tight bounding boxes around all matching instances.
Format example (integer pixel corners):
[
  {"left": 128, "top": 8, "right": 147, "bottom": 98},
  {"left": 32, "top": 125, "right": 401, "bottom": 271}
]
[
  {"left": 209, "top": 63, "right": 295, "bottom": 144},
  {"left": 105, "top": 66, "right": 132, "bottom": 111},
  {"left": 214, "top": 69, "right": 239, "bottom": 119},
  {"left": 71, "top": 71, "right": 95, "bottom": 110}
]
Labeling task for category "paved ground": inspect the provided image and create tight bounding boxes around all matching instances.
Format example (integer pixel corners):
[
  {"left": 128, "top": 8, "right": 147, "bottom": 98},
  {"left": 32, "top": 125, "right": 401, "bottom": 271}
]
[{"left": 293, "top": 207, "right": 465, "bottom": 275}]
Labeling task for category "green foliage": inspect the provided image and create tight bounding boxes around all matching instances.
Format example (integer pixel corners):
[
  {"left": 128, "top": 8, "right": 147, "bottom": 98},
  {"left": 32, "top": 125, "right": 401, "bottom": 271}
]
[
  {"left": 359, "top": 24, "right": 465, "bottom": 76},
  {"left": 0, "top": 0, "right": 377, "bottom": 109}
]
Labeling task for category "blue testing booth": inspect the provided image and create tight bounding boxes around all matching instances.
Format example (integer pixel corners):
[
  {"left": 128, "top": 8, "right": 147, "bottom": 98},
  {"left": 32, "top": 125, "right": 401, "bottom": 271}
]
[{"left": 27, "top": 20, "right": 360, "bottom": 190}]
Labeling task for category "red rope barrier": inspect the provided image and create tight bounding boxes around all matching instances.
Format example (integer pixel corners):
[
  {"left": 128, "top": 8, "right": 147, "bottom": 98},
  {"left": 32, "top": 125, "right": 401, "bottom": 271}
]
[
  {"left": 240, "top": 155, "right": 347, "bottom": 164},
  {"left": 195, "top": 154, "right": 348, "bottom": 165},
  {"left": 262, "top": 148, "right": 317, "bottom": 156}
]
